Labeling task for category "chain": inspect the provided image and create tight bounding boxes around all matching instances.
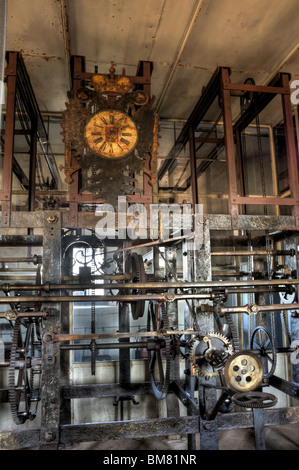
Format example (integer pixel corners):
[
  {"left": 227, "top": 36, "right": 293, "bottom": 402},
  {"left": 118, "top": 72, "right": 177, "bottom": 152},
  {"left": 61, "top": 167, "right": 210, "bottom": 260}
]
[
  {"left": 255, "top": 110, "right": 267, "bottom": 214},
  {"left": 225, "top": 313, "right": 240, "bottom": 352},
  {"left": 91, "top": 255, "right": 96, "bottom": 375},
  {"left": 255, "top": 103, "right": 277, "bottom": 377},
  {"left": 248, "top": 233, "right": 255, "bottom": 345}
]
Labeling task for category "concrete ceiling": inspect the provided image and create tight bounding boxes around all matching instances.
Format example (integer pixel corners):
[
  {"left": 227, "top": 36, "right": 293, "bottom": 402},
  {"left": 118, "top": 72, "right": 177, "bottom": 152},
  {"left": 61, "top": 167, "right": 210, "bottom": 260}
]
[{"left": 5, "top": 0, "right": 299, "bottom": 122}]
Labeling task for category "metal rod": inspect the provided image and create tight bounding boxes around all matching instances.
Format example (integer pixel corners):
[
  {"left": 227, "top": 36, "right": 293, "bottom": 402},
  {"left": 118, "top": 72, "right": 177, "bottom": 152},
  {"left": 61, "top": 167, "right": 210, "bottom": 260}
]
[
  {"left": 0, "top": 310, "right": 46, "bottom": 320},
  {"left": 1, "top": 278, "right": 298, "bottom": 292},
  {"left": 219, "top": 302, "right": 299, "bottom": 317},
  {"left": 0, "top": 255, "right": 41, "bottom": 264},
  {"left": 62, "top": 274, "right": 132, "bottom": 281},
  {"left": 60, "top": 342, "right": 147, "bottom": 350},
  {"left": 52, "top": 328, "right": 198, "bottom": 342},
  {"left": 211, "top": 249, "right": 295, "bottom": 257},
  {"left": 0, "top": 292, "right": 217, "bottom": 304}
]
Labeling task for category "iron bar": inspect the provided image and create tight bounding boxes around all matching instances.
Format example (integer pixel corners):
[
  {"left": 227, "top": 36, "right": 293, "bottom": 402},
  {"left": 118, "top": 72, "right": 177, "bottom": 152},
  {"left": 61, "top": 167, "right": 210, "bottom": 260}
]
[
  {"left": 0, "top": 255, "right": 42, "bottom": 264},
  {"left": 0, "top": 310, "right": 46, "bottom": 320},
  {"left": 219, "top": 302, "right": 299, "bottom": 317},
  {"left": 1, "top": 52, "right": 17, "bottom": 227},
  {"left": 1, "top": 278, "right": 298, "bottom": 293},
  {"left": 60, "top": 342, "right": 147, "bottom": 350},
  {"left": 0, "top": 292, "right": 217, "bottom": 304},
  {"left": 0, "top": 235, "right": 43, "bottom": 246},
  {"left": 1, "top": 407, "right": 299, "bottom": 449},
  {"left": 211, "top": 249, "right": 295, "bottom": 256},
  {"left": 51, "top": 329, "right": 198, "bottom": 342}
]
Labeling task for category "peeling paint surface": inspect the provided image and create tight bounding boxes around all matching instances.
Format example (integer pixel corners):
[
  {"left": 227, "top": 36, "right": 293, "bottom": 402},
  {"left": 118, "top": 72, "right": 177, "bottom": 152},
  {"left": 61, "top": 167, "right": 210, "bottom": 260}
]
[{"left": 5, "top": 0, "right": 299, "bottom": 118}]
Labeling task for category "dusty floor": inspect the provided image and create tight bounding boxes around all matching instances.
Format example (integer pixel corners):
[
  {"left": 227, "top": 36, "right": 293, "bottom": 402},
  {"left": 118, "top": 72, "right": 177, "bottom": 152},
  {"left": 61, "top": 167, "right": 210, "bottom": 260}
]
[{"left": 59, "top": 423, "right": 299, "bottom": 451}]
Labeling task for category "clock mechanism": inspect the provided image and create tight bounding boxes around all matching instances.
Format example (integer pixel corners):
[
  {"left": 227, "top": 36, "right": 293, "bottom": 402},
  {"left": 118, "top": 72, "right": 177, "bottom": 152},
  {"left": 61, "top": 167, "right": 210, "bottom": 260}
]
[{"left": 61, "top": 63, "right": 158, "bottom": 203}]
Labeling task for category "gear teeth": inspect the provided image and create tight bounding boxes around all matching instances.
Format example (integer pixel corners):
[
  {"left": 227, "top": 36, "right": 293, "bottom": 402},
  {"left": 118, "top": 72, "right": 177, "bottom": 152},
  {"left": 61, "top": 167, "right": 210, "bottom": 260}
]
[{"left": 189, "top": 331, "right": 233, "bottom": 379}]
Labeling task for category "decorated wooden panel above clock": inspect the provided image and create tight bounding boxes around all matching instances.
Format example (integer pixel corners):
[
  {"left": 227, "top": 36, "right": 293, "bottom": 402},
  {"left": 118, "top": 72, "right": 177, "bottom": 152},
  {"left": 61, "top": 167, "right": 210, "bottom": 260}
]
[{"left": 61, "top": 61, "right": 158, "bottom": 204}]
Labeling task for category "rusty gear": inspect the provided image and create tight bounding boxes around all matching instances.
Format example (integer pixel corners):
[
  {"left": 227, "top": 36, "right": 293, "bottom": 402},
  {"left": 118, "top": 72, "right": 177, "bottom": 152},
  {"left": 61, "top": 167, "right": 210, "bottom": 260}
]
[
  {"left": 125, "top": 253, "right": 146, "bottom": 320},
  {"left": 190, "top": 332, "right": 233, "bottom": 379},
  {"left": 147, "top": 302, "right": 171, "bottom": 400},
  {"left": 9, "top": 319, "right": 42, "bottom": 425},
  {"left": 231, "top": 391, "right": 278, "bottom": 409}
]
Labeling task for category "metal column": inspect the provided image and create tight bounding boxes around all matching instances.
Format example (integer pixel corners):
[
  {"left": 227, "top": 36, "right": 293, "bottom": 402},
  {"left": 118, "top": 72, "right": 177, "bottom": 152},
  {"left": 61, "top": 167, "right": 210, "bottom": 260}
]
[{"left": 39, "top": 212, "right": 62, "bottom": 448}]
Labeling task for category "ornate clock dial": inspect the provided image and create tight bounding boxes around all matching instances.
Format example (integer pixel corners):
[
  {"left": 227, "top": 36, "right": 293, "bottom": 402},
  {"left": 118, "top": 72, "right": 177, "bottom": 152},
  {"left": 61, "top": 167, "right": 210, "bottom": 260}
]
[{"left": 85, "top": 109, "right": 138, "bottom": 159}]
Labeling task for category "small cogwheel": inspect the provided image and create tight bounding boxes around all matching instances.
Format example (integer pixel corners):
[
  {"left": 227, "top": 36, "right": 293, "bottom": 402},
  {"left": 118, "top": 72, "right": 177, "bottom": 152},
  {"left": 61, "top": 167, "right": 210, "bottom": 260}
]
[{"left": 190, "top": 332, "right": 233, "bottom": 379}]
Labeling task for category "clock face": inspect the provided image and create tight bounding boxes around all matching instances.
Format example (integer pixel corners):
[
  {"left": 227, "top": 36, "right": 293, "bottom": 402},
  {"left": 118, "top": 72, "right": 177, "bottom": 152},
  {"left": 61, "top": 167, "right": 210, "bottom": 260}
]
[{"left": 85, "top": 109, "right": 138, "bottom": 159}]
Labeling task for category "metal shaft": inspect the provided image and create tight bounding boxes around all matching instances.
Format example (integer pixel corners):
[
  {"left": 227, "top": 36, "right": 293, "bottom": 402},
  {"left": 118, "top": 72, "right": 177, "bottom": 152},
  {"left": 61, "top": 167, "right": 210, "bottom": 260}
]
[
  {"left": 1, "top": 278, "right": 298, "bottom": 292},
  {"left": 60, "top": 342, "right": 147, "bottom": 350},
  {"left": 0, "top": 292, "right": 217, "bottom": 304},
  {"left": 219, "top": 302, "right": 299, "bottom": 317},
  {"left": 211, "top": 249, "right": 295, "bottom": 257}
]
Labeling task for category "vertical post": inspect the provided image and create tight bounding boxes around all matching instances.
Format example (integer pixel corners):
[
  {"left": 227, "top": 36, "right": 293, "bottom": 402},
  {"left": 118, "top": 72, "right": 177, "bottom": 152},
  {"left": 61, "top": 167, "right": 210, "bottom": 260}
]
[
  {"left": 39, "top": 212, "right": 61, "bottom": 448},
  {"left": 0, "top": 0, "right": 7, "bottom": 132},
  {"left": 235, "top": 128, "right": 246, "bottom": 215},
  {"left": 1, "top": 52, "right": 17, "bottom": 227},
  {"left": 196, "top": 221, "right": 219, "bottom": 450},
  {"left": 284, "top": 236, "right": 299, "bottom": 386},
  {"left": 165, "top": 247, "right": 180, "bottom": 420},
  {"left": 139, "top": 61, "right": 153, "bottom": 204},
  {"left": 189, "top": 125, "right": 198, "bottom": 209},
  {"left": 29, "top": 119, "right": 38, "bottom": 213},
  {"left": 182, "top": 239, "right": 197, "bottom": 450},
  {"left": 253, "top": 408, "right": 266, "bottom": 450},
  {"left": 281, "top": 73, "right": 299, "bottom": 227},
  {"left": 118, "top": 303, "right": 130, "bottom": 386},
  {"left": 221, "top": 68, "right": 239, "bottom": 229},
  {"left": 68, "top": 56, "right": 84, "bottom": 228}
]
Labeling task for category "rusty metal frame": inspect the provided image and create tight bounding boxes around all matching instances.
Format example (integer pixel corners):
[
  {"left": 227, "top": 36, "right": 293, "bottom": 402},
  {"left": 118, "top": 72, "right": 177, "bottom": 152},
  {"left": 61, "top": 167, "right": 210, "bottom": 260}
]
[
  {"left": 0, "top": 52, "right": 59, "bottom": 227},
  {"left": 0, "top": 61, "right": 299, "bottom": 451},
  {"left": 66, "top": 56, "right": 154, "bottom": 228},
  {"left": 221, "top": 67, "right": 299, "bottom": 229},
  {"left": 159, "top": 66, "right": 299, "bottom": 229}
]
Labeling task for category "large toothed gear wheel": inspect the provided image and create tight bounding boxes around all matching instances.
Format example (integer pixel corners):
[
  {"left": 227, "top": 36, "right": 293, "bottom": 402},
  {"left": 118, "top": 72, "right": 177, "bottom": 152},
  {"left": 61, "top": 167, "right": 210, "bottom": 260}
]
[
  {"left": 231, "top": 391, "right": 278, "bottom": 409},
  {"left": 147, "top": 302, "right": 171, "bottom": 400},
  {"left": 125, "top": 253, "right": 146, "bottom": 320},
  {"left": 224, "top": 350, "right": 263, "bottom": 392},
  {"left": 9, "top": 319, "right": 42, "bottom": 425},
  {"left": 190, "top": 332, "right": 233, "bottom": 379}
]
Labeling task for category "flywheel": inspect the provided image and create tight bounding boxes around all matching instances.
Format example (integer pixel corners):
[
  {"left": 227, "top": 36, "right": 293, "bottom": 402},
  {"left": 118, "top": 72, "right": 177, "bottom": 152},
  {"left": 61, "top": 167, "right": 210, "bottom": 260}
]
[{"left": 224, "top": 350, "right": 263, "bottom": 392}]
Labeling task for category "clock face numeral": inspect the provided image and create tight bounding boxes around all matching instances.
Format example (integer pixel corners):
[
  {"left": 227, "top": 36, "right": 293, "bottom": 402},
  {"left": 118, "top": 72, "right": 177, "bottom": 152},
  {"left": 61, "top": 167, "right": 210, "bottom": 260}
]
[
  {"left": 120, "top": 137, "right": 130, "bottom": 146},
  {"left": 85, "top": 110, "right": 138, "bottom": 159},
  {"left": 93, "top": 137, "right": 103, "bottom": 145}
]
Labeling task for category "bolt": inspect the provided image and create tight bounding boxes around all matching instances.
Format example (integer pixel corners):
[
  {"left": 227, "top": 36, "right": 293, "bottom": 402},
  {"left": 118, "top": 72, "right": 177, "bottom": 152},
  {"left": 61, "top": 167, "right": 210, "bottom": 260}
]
[
  {"left": 44, "top": 430, "right": 56, "bottom": 442},
  {"left": 203, "top": 422, "right": 212, "bottom": 430},
  {"left": 165, "top": 292, "right": 175, "bottom": 302},
  {"left": 43, "top": 332, "right": 54, "bottom": 343},
  {"left": 47, "top": 215, "right": 58, "bottom": 224}
]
